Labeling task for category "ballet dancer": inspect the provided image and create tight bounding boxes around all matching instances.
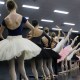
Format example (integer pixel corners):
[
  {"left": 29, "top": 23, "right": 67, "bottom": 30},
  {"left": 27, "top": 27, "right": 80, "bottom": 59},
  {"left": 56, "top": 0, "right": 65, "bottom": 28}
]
[
  {"left": 0, "top": 0, "right": 41, "bottom": 80},
  {"left": 28, "top": 20, "right": 51, "bottom": 80}
]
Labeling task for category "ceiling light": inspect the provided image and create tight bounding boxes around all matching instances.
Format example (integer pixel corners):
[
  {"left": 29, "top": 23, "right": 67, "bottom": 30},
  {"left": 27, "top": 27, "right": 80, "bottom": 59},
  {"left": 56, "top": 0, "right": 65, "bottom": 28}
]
[
  {"left": 52, "top": 28, "right": 62, "bottom": 31},
  {"left": 41, "top": 19, "right": 54, "bottom": 23},
  {"left": 63, "top": 22, "right": 75, "bottom": 26},
  {"left": 22, "top": 5, "right": 40, "bottom": 9},
  {"left": 39, "top": 26, "right": 43, "bottom": 29},
  {"left": 25, "top": 17, "right": 29, "bottom": 19},
  {"left": 54, "top": 10, "right": 69, "bottom": 14},
  {"left": 72, "top": 30, "right": 79, "bottom": 33},
  {"left": 0, "top": 1, "right": 5, "bottom": 4},
  {"left": 0, "top": 14, "right": 1, "bottom": 16}
]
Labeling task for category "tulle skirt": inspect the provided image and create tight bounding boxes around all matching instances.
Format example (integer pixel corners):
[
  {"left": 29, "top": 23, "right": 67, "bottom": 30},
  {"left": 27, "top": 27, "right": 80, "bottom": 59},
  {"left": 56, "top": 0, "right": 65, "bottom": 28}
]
[
  {"left": 44, "top": 48, "right": 61, "bottom": 59},
  {"left": 57, "top": 45, "right": 72, "bottom": 63},
  {"left": 34, "top": 48, "right": 49, "bottom": 59},
  {"left": 36, "top": 48, "right": 61, "bottom": 59},
  {"left": 0, "top": 35, "right": 41, "bottom": 61}
]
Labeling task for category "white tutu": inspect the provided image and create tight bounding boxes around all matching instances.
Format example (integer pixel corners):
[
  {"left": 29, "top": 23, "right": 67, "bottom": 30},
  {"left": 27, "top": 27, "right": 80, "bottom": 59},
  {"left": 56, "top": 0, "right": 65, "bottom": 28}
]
[{"left": 0, "top": 35, "right": 41, "bottom": 61}]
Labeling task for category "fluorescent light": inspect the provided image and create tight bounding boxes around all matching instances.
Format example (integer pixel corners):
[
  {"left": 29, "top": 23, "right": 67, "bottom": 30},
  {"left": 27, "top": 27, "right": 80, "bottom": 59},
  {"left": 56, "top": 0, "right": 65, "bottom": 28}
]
[
  {"left": 0, "top": 1, "right": 5, "bottom": 4},
  {"left": 41, "top": 19, "right": 54, "bottom": 23},
  {"left": 54, "top": 10, "right": 69, "bottom": 14},
  {"left": 63, "top": 22, "right": 75, "bottom": 26},
  {"left": 72, "top": 30, "right": 79, "bottom": 33},
  {"left": 39, "top": 26, "right": 43, "bottom": 29},
  {"left": 0, "top": 14, "right": 1, "bottom": 16},
  {"left": 25, "top": 17, "right": 29, "bottom": 19},
  {"left": 22, "top": 5, "right": 39, "bottom": 9},
  {"left": 52, "top": 28, "right": 62, "bottom": 31}
]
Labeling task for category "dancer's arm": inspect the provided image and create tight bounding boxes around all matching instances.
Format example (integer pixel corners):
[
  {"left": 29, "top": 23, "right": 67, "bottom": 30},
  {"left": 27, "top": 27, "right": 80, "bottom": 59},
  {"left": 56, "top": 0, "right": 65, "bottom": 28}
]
[
  {"left": 71, "top": 42, "right": 80, "bottom": 52},
  {"left": 76, "top": 48, "right": 80, "bottom": 53},
  {"left": 0, "top": 26, "right": 4, "bottom": 39},
  {"left": 62, "top": 31, "right": 70, "bottom": 44},
  {"left": 67, "top": 48, "right": 80, "bottom": 60},
  {"left": 25, "top": 20, "right": 34, "bottom": 36},
  {"left": 56, "top": 25, "right": 61, "bottom": 42},
  {"left": 62, "top": 31, "right": 66, "bottom": 38},
  {"left": 62, "top": 31, "right": 70, "bottom": 45},
  {"left": 1, "top": 20, "right": 6, "bottom": 39},
  {"left": 72, "top": 48, "right": 80, "bottom": 55},
  {"left": 25, "top": 20, "right": 34, "bottom": 31},
  {"left": 27, "top": 31, "right": 32, "bottom": 40},
  {"left": 42, "top": 36, "right": 49, "bottom": 47},
  {"left": 70, "top": 36, "right": 78, "bottom": 47},
  {"left": 44, "top": 32, "right": 51, "bottom": 43}
]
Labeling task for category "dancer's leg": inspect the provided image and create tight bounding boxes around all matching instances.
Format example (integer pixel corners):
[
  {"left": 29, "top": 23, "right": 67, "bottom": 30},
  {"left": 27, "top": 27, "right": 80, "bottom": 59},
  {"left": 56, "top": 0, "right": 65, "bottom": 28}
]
[
  {"left": 43, "top": 59, "right": 50, "bottom": 78},
  {"left": 17, "top": 53, "right": 28, "bottom": 80},
  {"left": 53, "top": 28, "right": 72, "bottom": 53},
  {"left": 67, "top": 48, "right": 80, "bottom": 61},
  {"left": 71, "top": 43, "right": 80, "bottom": 52},
  {"left": 37, "top": 59, "right": 46, "bottom": 79},
  {"left": 53, "top": 58, "right": 58, "bottom": 75},
  {"left": 31, "top": 59, "right": 38, "bottom": 80},
  {"left": 8, "top": 58, "right": 17, "bottom": 80},
  {"left": 61, "top": 61, "right": 64, "bottom": 72},
  {"left": 70, "top": 36, "right": 78, "bottom": 47},
  {"left": 47, "top": 58, "right": 54, "bottom": 77},
  {"left": 64, "top": 59, "right": 68, "bottom": 71},
  {"left": 69, "top": 60, "right": 72, "bottom": 70}
]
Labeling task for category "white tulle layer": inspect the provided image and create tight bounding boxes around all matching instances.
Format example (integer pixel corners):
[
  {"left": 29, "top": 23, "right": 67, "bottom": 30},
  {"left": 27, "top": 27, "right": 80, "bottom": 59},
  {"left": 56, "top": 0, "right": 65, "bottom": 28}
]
[{"left": 0, "top": 35, "right": 41, "bottom": 61}]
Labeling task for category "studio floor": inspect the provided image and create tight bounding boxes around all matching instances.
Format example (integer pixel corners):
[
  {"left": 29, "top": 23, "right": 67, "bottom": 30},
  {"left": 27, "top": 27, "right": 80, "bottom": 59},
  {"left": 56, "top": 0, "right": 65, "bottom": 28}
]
[{"left": 0, "top": 61, "right": 80, "bottom": 80}]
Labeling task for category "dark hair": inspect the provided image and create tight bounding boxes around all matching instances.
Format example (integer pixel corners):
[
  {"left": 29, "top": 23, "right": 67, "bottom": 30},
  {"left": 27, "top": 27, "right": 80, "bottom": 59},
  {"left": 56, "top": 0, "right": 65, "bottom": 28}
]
[
  {"left": 51, "top": 32, "right": 56, "bottom": 37},
  {"left": 44, "top": 27, "right": 49, "bottom": 33},
  {"left": 6, "top": 0, "right": 17, "bottom": 11},
  {"left": 32, "top": 20, "right": 38, "bottom": 27}
]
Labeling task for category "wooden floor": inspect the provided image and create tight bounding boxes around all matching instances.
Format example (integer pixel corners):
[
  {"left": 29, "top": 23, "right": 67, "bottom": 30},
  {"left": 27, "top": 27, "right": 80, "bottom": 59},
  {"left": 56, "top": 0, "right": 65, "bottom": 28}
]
[{"left": 29, "top": 69, "right": 80, "bottom": 80}]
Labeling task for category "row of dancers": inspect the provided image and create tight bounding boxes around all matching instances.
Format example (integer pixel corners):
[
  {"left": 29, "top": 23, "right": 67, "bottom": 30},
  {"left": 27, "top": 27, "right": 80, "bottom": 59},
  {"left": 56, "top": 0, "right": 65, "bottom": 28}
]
[
  {"left": 26, "top": 20, "right": 80, "bottom": 80},
  {"left": 0, "top": 0, "right": 80, "bottom": 80}
]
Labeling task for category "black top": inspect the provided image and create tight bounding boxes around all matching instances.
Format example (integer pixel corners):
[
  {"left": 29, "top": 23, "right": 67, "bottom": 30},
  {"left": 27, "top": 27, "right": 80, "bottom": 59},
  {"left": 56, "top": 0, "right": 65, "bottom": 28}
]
[
  {"left": 31, "top": 32, "right": 51, "bottom": 48},
  {"left": 2, "top": 17, "right": 27, "bottom": 36}
]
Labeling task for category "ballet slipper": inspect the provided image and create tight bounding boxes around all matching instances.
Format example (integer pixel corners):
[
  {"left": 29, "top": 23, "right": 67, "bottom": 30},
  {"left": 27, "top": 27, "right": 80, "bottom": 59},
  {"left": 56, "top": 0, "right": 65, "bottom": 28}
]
[
  {"left": 52, "top": 74, "right": 58, "bottom": 77},
  {"left": 50, "top": 74, "right": 55, "bottom": 79},
  {"left": 45, "top": 75, "right": 51, "bottom": 80},
  {"left": 43, "top": 75, "right": 51, "bottom": 80},
  {"left": 22, "top": 78, "right": 29, "bottom": 80}
]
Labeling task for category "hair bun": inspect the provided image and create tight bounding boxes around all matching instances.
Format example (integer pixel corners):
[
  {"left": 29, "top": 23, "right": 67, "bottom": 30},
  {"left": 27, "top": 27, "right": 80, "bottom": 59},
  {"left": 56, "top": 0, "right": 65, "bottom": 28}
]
[{"left": 6, "top": 0, "right": 17, "bottom": 11}]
